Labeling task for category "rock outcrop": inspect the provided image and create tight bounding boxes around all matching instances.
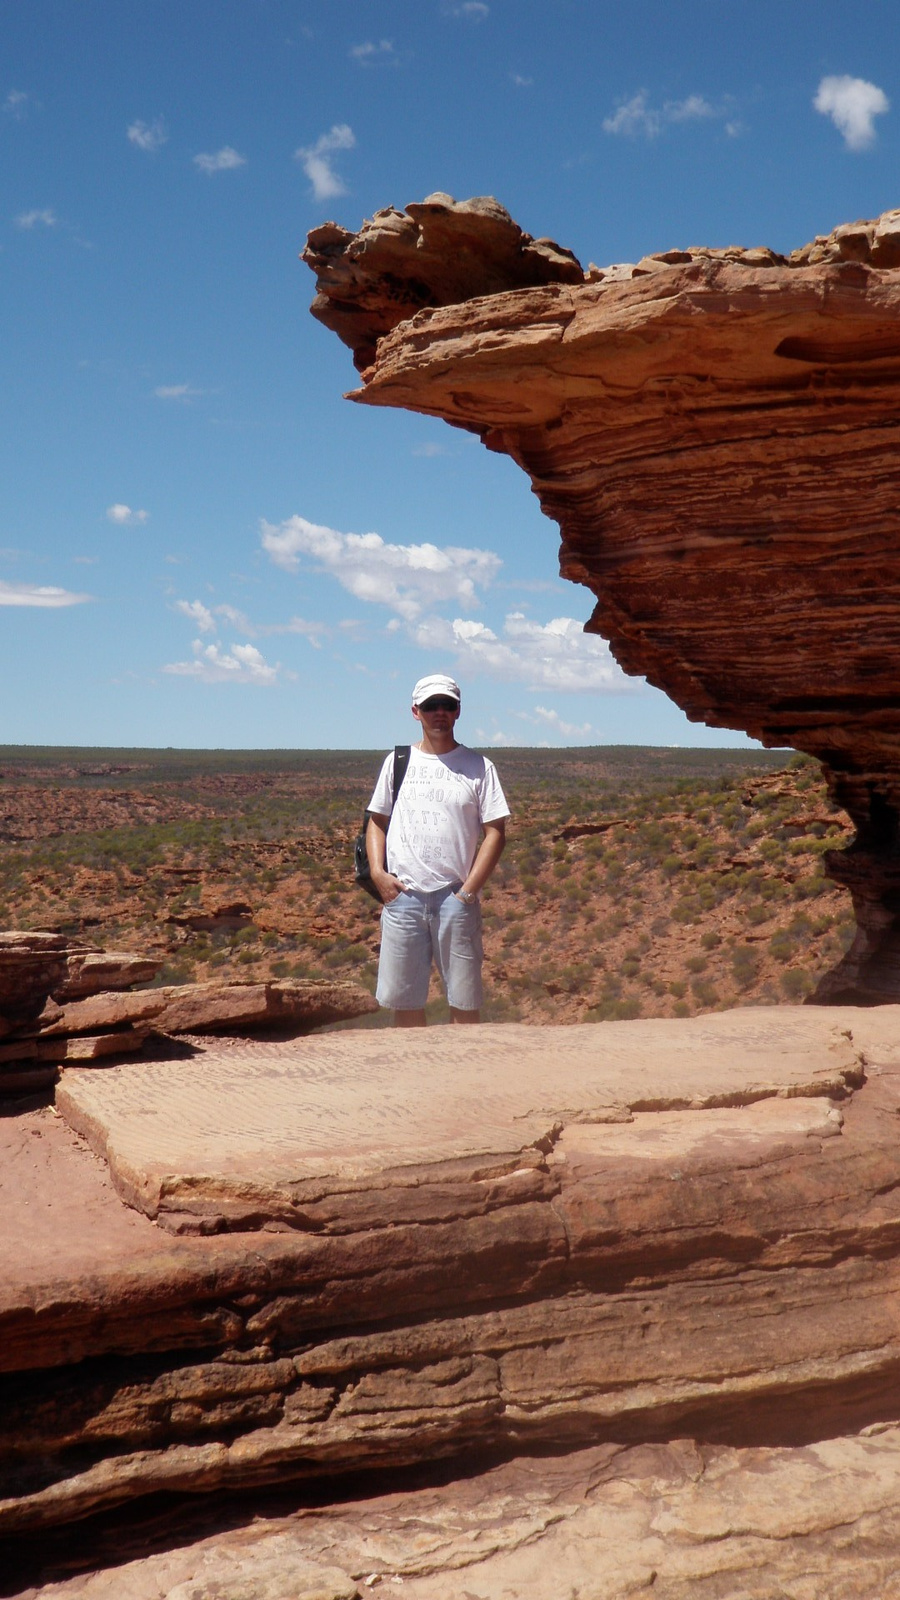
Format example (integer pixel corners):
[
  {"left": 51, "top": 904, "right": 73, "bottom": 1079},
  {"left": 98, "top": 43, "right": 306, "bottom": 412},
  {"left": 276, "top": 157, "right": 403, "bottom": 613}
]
[
  {"left": 19, "top": 1433, "right": 900, "bottom": 1598},
  {"left": 304, "top": 192, "right": 583, "bottom": 373},
  {"left": 304, "top": 197, "right": 900, "bottom": 1006},
  {"left": 0, "top": 933, "right": 377, "bottom": 1097},
  {"left": 4, "top": 1008, "right": 900, "bottom": 1596}
]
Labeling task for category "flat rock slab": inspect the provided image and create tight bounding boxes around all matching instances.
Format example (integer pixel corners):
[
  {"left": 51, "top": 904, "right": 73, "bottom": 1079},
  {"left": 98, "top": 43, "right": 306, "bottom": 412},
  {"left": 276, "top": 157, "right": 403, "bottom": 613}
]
[{"left": 55, "top": 1008, "right": 862, "bottom": 1228}]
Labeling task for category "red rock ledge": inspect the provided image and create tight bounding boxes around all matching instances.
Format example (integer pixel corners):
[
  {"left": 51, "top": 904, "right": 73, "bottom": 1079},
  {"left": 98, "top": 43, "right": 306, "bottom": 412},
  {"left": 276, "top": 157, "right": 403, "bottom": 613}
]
[{"left": 305, "top": 197, "right": 900, "bottom": 1006}]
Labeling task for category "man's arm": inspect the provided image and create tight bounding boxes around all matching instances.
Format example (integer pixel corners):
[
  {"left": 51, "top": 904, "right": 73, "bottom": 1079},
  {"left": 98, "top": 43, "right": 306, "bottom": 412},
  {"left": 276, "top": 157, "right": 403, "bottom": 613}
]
[
  {"left": 457, "top": 819, "right": 506, "bottom": 900},
  {"left": 366, "top": 813, "right": 404, "bottom": 903}
]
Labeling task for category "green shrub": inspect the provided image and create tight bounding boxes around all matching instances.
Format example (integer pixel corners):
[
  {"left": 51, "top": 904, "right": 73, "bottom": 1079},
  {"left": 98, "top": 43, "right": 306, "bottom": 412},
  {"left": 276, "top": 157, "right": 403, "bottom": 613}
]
[
  {"left": 671, "top": 897, "right": 701, "bottom": 925},
  {"left": 780, "top": 967, "right": 813, "bottom": 999},
  {"left": 691, "top": 977, "right": 720, "bottom": 1006},
  {"left": 769, "top": 931, "right": 796, "bottom": 963},
  {"left": 731, "top": 946, "right": 759, "bottom": 990},
  {"left": 585, "top": 996, "right": 642, "bottom": 1022},
  {"left": 792, "top": 873, "right": 828, "bottom": 900}
]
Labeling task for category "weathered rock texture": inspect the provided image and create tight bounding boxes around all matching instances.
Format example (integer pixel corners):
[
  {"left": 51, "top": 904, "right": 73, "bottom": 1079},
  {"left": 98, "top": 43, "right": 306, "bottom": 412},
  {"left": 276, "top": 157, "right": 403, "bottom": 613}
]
[
  {"left": 304, "top": 196, "right": 900, "bottom": 1006},
  {"left": 5, "top": 1007, "right": 900, "bottom": 1572},
  {"left": 305, "top": 192, "right": 583, "bottom": 372},
  {"left": 0, "top": 932, "right": 377, "bottom": 1096},
  {"left": 18, "top": 1433, "right": 900, "bottom": 1599}
]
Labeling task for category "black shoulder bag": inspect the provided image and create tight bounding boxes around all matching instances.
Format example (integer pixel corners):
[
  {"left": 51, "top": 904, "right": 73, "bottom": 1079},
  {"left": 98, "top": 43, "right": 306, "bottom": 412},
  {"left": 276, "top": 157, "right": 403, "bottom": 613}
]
[{"left": 354, "top": 745, "right": 411, "bottom": 901}]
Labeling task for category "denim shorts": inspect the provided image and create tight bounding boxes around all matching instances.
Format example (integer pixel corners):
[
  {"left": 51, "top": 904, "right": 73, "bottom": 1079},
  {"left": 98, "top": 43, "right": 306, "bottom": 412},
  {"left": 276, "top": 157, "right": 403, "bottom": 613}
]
[{"left": 376, "top": 883, "right": 484, "bottom": 1012}]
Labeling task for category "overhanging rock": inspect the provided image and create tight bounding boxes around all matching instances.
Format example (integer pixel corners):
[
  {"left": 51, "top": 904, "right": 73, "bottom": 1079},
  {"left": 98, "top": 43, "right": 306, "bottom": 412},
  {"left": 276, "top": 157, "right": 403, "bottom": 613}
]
[{"left": 304, "top": 196, "right": 900, "bottom": 1005}]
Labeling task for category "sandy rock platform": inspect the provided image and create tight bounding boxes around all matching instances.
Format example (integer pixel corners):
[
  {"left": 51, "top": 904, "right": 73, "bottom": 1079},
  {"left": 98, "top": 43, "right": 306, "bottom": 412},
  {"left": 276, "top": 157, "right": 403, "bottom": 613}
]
[
  {"left": 6, "top": 1008, "right": 900, "bottom": 1596},
  {"left": 55, "top": 1009, "right": 860, "bottom": 1230}
]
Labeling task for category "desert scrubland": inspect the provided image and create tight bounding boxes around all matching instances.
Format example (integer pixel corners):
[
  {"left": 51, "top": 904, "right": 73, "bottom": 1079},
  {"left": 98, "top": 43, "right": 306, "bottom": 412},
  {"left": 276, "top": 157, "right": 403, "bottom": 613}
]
[{"left": 0, "top": 743, "right": 853, "bottom": 1023}]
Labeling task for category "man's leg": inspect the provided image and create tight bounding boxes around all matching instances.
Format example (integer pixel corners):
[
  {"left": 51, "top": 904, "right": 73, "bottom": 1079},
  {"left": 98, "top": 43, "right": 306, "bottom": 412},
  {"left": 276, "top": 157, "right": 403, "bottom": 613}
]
[
  {"left": 376, "top": 891, "right": 432, "bottom": 1026},
  {"left": 435, "top": 888, "right": 484, "bottom": 1023}
]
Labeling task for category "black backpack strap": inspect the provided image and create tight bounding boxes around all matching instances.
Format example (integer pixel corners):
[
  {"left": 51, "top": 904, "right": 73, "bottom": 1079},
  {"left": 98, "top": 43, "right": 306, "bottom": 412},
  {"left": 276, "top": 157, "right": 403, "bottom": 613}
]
[{"left": 392, "top": 745, "right": 411, "bottom": 807}]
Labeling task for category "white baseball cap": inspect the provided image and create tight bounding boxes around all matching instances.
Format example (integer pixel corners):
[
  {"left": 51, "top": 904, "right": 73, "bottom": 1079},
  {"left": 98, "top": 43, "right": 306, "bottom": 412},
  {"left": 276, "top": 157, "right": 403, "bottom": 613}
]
[{"left": 411, "top": 673, "right": 461, "bottom": 706}]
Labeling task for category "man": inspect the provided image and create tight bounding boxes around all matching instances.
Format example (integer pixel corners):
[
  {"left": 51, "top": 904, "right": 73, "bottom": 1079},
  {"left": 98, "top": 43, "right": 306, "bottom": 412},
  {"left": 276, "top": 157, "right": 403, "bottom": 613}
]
[{"left": 366, "top": 673, "right": 509, "bottom": 1026}]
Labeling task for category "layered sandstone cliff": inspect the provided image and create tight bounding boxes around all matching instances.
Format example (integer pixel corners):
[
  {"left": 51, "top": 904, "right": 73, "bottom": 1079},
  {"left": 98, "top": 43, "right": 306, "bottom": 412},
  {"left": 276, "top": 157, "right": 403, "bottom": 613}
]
[
  {"left": 6, "top": 1009, "right": 900, "bottom": 1597},
  {"left": 304, "top": 196, "right": 900, "bottom": 1005}
]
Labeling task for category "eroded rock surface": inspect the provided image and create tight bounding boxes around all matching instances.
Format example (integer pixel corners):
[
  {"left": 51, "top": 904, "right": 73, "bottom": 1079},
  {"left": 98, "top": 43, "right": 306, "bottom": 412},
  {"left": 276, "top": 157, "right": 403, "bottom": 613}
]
[
  {"left": 303, "top": 191, "right": 583, "bottom": 372},
  {"left": 0, "top": 933, "right": 377, "bottom": 1097},
  {"left": 5, "top": 1008, "right": 900, "bottom": 1567},
  {"left": 305, "top": 197, "right": 900, "bottom": 1005},
  {"left": 0, "top": 933, "right": 160, "bottom": 1028},
  {"left": 34, "top": 977, "right": 377, "bottom": 1041},
  {"left": 17, "top": 1432, "right": 900, "bottom": 1599}
]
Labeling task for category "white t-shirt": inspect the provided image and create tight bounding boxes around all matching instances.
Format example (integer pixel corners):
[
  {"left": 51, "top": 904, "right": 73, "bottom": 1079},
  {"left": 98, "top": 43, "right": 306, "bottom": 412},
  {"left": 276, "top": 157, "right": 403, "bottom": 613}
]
[{"left": 368, "top": 744, "right": 510, "bottom": 894}]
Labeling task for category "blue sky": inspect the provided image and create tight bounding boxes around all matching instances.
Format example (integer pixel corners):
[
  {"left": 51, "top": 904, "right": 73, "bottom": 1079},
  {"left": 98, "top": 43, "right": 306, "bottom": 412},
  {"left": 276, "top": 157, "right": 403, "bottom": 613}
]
[{"left": 3, "top": 0, "right": 898, "bottom": 751}]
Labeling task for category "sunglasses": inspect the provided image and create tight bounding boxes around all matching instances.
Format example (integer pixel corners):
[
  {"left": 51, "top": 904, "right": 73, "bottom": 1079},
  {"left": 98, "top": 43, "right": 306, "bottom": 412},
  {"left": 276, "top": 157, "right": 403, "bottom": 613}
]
[{"left": 418, "top": 697, "right": 458, "bottom": 712}]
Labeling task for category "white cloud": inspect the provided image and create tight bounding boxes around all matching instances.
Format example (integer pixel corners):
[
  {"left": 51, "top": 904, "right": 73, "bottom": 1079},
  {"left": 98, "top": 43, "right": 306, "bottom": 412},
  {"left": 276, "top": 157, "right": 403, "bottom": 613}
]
[
  {"left": 448, "top": 2, "right": 489, "bottom": 17},
  {"left": 511, "top": 73, "right": 533, "bottom": 88},
  {"left": 154, "top": 383, "right": 203, "bottom": 401},
  {"left": 666, "top": 94, "right": 715, "bottom": 124},
  {"left": 214, "top": 603, "right": 255, "bottom": 634},
  {"left": 294, "top": 124, "right": 355, "bottom": 201},
  {"left": 260, "top": 513, "right": 500, "bottom": 620},
  {"left": 603, "top": 90, "right": 718, "bottom": 139},
  {"left": 530, "top": 705, "right": 593, "bottom": 738},
  {"left": 14, "top": 208, "right": 56, "bottom": 229},
  {"left": 127, "top": 117, "right": 168, "bottom": 153},
  {"left": 412, "top": 441, "right": 451, "bottom": 458},
  {"left": 351, "top": 39, "right": 397, "bottom": 65},
  {"left": 175, "top": 599, "right": 259, "bottom": 636},
  {"left": 603, "top": 91, "right": 659, "bottom": 137},
  {"left": 175, "top": 599, "right": 215, "bottom": 633},
  {"left": 814, "top": 74, "right": 889, "bottom": 151},
  {"left": 413, "top": 612, "right": 636, "bottom": 693},
  {"left": 4, "top": 89, "right": 32, "bottom": 119},
  {"left": 163, "top": 640, "right": 281, "bottom": 684},
  {"left": 193, "top": 146, "right": 246, "bottom": 175},
  {"left": 269, "top": 615, "right": 327, "bottom": 648},
  {"left": 0, "top": 581, "right": 91, "bottom": 608},
  {"left": 106, "top": 503, "right": 149, "bottom": 526}
]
